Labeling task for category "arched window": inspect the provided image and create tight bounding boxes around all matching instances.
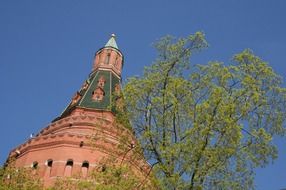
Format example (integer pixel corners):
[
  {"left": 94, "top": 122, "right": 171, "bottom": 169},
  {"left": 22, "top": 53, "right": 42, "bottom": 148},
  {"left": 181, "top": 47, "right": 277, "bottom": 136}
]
[
  {"left": 114, "top": 56, "right": 121, "bottom": 70},
  {"left": 31, "top": 161, "right": 38, "bottom": 175},
  {"left": 32, "top": 161, "right": 38, "bottom": 169},
  {"left": 64, "top": 159, "right": 73, "bottom": 177},
  {"left": 81, "top": 161, "right": 89, "bottom": 178},
  {"left": 47, "top": 159, "right": 53, "bottom": 167},
  {"left": 92, "top": 87, "right": 105, "bottom": 101},
  {"left": 44, "top": 159, "right": 53, "bottom": 177}
]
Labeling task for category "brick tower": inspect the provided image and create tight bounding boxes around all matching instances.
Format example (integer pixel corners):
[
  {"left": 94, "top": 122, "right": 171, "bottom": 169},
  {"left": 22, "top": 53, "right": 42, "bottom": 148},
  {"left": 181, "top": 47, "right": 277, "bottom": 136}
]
[{"left": 7, "top": 35, "right": 149, "bottom": 187}]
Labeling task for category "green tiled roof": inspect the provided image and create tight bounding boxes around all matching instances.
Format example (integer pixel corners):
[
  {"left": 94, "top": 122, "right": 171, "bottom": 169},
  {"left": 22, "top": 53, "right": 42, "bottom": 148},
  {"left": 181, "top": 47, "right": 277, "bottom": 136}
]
[{"left": 59, "top": 70, "right": 120, "bottom": 118}]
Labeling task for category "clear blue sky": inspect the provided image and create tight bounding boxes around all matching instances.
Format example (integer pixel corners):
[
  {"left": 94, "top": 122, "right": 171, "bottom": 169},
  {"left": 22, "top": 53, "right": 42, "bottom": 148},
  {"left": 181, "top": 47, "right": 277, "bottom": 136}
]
[{"left": 0, "top": 1, "right": 286, "bottom": 189}]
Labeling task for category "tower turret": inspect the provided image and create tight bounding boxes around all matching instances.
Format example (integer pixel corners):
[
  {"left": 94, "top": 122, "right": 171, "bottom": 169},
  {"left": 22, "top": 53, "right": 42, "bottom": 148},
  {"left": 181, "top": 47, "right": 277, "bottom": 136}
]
[
  {"left": 93, "top": 34, "right": 123, "bottom": 76},
  {"left": 7, "top": 35, "right": 150, "bottom": 188},
  {"left": 59, "top": 34, "right": 123, "bottom": 118}
]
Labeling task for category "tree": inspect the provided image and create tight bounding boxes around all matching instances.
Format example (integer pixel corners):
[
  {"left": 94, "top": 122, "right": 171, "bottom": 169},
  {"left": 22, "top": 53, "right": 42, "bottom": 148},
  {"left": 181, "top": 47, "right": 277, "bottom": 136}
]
[{"left": 121, "top": 32, "right": 286, "bottom": 190}]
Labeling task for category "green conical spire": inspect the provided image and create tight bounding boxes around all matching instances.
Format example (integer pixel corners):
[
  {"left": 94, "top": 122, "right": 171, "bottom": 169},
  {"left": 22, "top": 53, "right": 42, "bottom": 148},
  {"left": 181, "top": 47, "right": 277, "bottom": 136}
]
[
  {"left": 105, "top": 34, "right": 118, "bottom": 49},
  {"left": 56, "top": 34, "right": 123, "bottom": 120}
]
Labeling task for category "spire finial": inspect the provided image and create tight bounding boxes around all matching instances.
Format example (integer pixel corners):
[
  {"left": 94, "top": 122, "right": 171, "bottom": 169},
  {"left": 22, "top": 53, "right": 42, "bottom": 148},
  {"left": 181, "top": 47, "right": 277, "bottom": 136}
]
[{"left": 105, "top": 34, "right": 118, "bottom": 49}]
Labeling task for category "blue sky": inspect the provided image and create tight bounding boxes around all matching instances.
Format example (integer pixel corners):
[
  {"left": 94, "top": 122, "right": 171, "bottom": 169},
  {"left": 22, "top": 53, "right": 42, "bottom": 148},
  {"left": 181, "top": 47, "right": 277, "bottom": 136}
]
[{"left": 0, "top": 1, "right": 286, "bottom": 189}]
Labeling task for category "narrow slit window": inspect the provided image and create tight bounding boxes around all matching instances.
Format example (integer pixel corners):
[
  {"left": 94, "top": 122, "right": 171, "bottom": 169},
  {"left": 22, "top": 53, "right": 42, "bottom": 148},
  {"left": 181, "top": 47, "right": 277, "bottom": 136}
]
[{"left": 105, "top": 53, "right": 111, "bottom": 64}]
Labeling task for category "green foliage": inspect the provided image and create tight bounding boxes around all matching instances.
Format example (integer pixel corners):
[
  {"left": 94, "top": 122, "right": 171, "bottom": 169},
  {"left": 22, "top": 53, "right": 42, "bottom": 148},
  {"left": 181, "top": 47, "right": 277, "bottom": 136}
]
[
  {"left": 0, "top": 163, "right": 43, "bottom": 190},
  {"left": 120, "top": 32, "right": 286, "bottom": 189}
]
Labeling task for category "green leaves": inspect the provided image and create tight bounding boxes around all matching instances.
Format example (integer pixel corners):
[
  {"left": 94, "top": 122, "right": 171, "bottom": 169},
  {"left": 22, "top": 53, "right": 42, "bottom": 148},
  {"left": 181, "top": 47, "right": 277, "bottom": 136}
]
[
  {"left": 121, "top": 34, "right": 286, "bottom": 189},
  {"left": 0, "top": 163, "right": 43, "bottom": 190}
]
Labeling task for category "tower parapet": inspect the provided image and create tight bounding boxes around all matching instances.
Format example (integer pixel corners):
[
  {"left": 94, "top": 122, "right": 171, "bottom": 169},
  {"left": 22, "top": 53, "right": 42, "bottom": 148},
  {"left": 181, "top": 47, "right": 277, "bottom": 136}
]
[{"left": 93, "top": 34, "right": 124, "bottom": 77}]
